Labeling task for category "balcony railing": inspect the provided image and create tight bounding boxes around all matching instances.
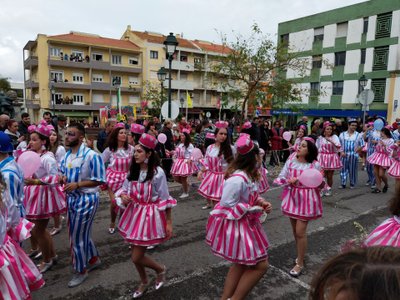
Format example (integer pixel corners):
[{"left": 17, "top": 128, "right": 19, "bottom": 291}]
[
  {"left": 25, "top": 99, "right": 40, "bottom": 109},
  {"left": 48, "top": 58, "right": 141, "bottom": 73},
  {"left": 53, "top": 102, "right": 109, "bottom": 111},
  {"left": 24, "top": 56, "right": 38, "bottom": 69},
  {"left": 25, "top": 80, "right": 39, "bottom": 89},
  {"left": 164, "top": 60, "right": 194, "bottom": 72}
]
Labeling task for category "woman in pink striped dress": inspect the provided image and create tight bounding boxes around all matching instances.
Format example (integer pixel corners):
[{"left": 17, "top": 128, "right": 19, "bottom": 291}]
[
  {"left": 198, "top": 122, "right": 235, "bottom": 209},
  {"left": 274, "top": 137, "right": 323, "bottom": 277},
  {"left": 364, "top": 185, "right": 400, "bottom": 247},
  {"left": 367, "top": 127, "right": 394, "bottom": 193},
  {"left": 388, "top": 140, "right": 400, "bottom": 183},
  {"left": 171, "top": 128, "right": 194, "bottom": 199},
  {"left": 316, "top": 122, "right": 342, "bottom": 196},
  {"left": 23, "top": 121, "right": 65, "bottom": 273},
  {"left": 0, "top": 175, "right": 45, "bottom": 299},
  {"left": 101, "top": 123, "right": 134, "bottom": 234},
  {"left": 288, "top": 125, "right": 306, "bottom": 161},
  {"left": 206, "top": 134, "right": 272, "bottom": 300},
  {"left": 115, "top": 134, "right": 176, "bottom": 298}
]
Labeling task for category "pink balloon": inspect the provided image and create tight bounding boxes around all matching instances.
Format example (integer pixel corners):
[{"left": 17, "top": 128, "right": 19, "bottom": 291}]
[
  {"left": 298, "top": 168, "right": 323, "bottom": 188},
  {"left": 17, "top": 151, "right": 41, "bottom": 178},
  {"left": 283, "top": 131, "right": 292, "bottom": 142},
  {"left": 157, "top": 133, "right": 167, "bottom": 144},
  {"left": 191, "top": 148, "right": 203, "bottom": 160}
]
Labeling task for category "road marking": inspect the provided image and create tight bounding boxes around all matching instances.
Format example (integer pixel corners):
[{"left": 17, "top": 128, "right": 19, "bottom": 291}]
[{"left": 269, "top": 264, "right": 311, "bottom": 290}]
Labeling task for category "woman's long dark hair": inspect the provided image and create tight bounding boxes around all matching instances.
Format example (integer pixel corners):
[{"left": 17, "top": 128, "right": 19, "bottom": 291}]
[
  {"left": 49, "top": 131, "right": 60, "bottom": 155},
  {"left": 215, "top": 127, "right": 233, "bottom": 163},
  {"left": 304, "top": 138, "right": 318, "bottom": 163},
  {"left": 225, "top": 145, "right": 260, "bottom": 182},
  {"left": 381, "top": 128, "right": 391, "bottom": 139},
  {"left": 127, "top": 144, "right": 160, "bottom": 182},
  {"left": 181, "top": 132, "right": 191, "bottom": 148},
  {"left": 106, "top": 127, "right": 128, "bottom": 152}
]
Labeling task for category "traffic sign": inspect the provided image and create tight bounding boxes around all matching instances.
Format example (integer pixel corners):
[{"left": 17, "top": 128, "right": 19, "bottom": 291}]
[
  {"left": 206, "top": 112, "right": 211, "bottom": 118},
  {"left": 357, "top": 89, "right": 374, "bottom": 106},
  {"left": 161, "top": 101, "right": 179, "bottom": 119}
]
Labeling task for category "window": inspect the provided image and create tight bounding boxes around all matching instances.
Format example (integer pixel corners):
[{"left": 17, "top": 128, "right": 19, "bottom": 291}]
[
  {"left": 50, "top": 71, "right": 63, "bottom": 82},
  {"left": 50, "top": 47, "right": 61, "bottom": 57},
  {"left": 310, "top": 82, "right": 320, "bottom": 96},
  {"left": 72, "top": 73, "right": 84, "bottom": 83},
  {"left": 51, "top": 93, "right": 63, "bottom": 104},
  {"left": 112, "top": 76, "right": 122, "bottom": 86},
  {"left": 150, "top": 71, "right": 158, "bottom": 79},
  {"left": 112, "top": 55, "right": 122, "bottom": 65},
  {"left": 92, "top": 94, "right": 104, "bottom": 103},
  {"left": 375, "top": 12, "right": 392, "bottom": 39},
  {"left": 336, "top": 22, "right": 348, "bottom": 38},
  {"left": 72, "top": 94, "right": 84, "bottom": 104},
  {"left": 150, "top": 50, "right": 158, "bottom": 59},
  {"left": 334, "top": 52, "right": 346, "bottom": 66},
  {"left": 280, "top": 34, "right": 289, "bottom": 45},
  {"left": 314, "top": 27, "right": 324, "bottom": 42},
  {"left": 129, "top": 57, "right": 139, "bottom": 65},
  {"left": 180, "top": 73, "right": 188, "bottom": 81},
  {"left": 312, "top": 55, "right": 322, "bottom": 69},
  {"left": 129, "top": 76, "right": 139, "bottom": 85},
  {"left": 360, "top": 49, "right": 366, "bottom": 64},
  {"left": 373, "top": 46, "right": 389, "bottom": 71},
  {"left": 180, "top": 55, "right": 188, "bottom": 62},
  {"left": 363, "top": 17, "right": 369, "bottom": 34},
  {"left": 194, "top": 57, "right": 202, "bottom": 64},
  {"left": 92, "top": 74, "right": 103, "bottom": 82},
  {"left": 129, "top": 95, "right": 140, "bottom": 104},
  {"left": 71, "top": 50, "right": 84, "bottom": 58},
  {"left": 92, "top": 53, "right": 103, "bottom": 61},
  {"left": 332, "top": 81, "right": 344, "bottom": 95},
  {"left": 371, "top": 79, "right": 386, "bottom": 102}
]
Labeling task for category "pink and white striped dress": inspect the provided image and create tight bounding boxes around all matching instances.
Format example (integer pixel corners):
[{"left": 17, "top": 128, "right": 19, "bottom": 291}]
[
  {"left": 288, "top": 138, "right": 302, "bottom": 160},
  {"left": 388, "top": 144, "right": 400, "bottom": 178},
  {"left": 206, "top": 171, "right": 269, "bottom": 265},
  {"left": 274, "top": 159, "right": 323, "bottom": 221},
  {"left": 198, "top": 144, "right": 235, "bottom": 201},
  {"left": 102, "top": 145, "right": 134, "bottom": 193},
  {"left": 171, "top": 143, "right": 194, "bottom": 177},
  {"left": 23, "top": 151, "right": 66, "bottom": 219},
  {"left": 367, "top": 138, "right": 394, "bottom": 168},
  {"left": 316, "top": 135, "right": 342, "bottom": 170},
  {"left": 258, "top": 167, "right": 269, "bottom": 194},
  {"left": 364, "top": 215, "right": 400, "bottom": 247},
  {"left": 0, "top": 189, "right": 45, "bottom": 299},
  {"left": 116, "top": 166, "right": 177, "bottom": 246}
]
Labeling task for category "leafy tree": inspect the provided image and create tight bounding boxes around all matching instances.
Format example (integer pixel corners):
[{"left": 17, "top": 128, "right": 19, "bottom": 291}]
[
  {"left": 212, "top": 24, "right": 309, "bottom": 120},
  {"left": 142, "top": 80, "right": 165, "bottom": 117},
  {"left": 0, "top": 77, "right": 11, "bottom": 93}
]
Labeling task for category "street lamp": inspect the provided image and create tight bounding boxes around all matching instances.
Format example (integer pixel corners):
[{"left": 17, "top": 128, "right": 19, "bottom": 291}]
[
  {"left": 359, "top": 75, "right": 368, "bottom": 127},
  {"left": 50, "top": 82, "right": 56, "bottom": 117},
  {"left": 157, "top": 67, "right": 167, "bottom": 120},
  {"left": 180, "top": 97, "right": 184, "bottom": 115},
  {"left": 163, "top": 32, "right": 179, "bottom": 118}
]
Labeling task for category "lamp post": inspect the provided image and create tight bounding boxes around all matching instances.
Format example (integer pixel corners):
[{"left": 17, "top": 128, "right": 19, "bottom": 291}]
[
  {"left": 163, "top": 33, "right": 179, "bottom": 118},
  {"left": 359, "top": 75, "right": 368, "bottom": 128},
  {"left": 50, "top": 82, "right": 56, "bottom": 117},
  {"left": 180, "top": 97, "right": 184, "bottom": 116},
  {"left": 112, "top": 77, "right": 121, "bottom": 116},
  {"left": 157, "top": 67, "right": 167, "bottom": 119}
]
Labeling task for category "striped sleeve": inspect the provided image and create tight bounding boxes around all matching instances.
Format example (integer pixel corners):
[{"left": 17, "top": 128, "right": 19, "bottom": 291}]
[{"left": 89, "top": 152, "right": 106, "bottom": 183}]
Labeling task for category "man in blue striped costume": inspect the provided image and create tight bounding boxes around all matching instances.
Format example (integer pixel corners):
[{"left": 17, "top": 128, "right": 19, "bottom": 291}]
[
  {"left": 61, "top": 123, "right": 105, "bottom": 287},
  {"left": 364, "top": 124, "right": 379, "bottom": 189},
  {"left": 339, "top": 120, "right": 365, "bottom": 188},
  {"left": 0, "top": 132, "right": 24, "bottom": 216}
]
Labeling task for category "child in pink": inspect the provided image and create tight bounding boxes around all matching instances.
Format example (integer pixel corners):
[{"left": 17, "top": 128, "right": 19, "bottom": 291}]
[
  {"left": 288, "top": 125, "right": 306, "bottom": 161},
  {"left": 274, "top": 137, "right": 323, "bottom": 277},
  {"left": 115, "top": 134, "right": 176, "bottom": 298},
  {"left": 206, "top": 134, "right": 272, "bottom": 299}
]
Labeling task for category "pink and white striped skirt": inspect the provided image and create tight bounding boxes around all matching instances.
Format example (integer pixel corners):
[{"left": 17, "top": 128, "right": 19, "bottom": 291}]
[
  {"left": 367, "top": 152, "right": 392, "bottom": 168},
  {"left": 318, "top": 153, "right": 342, "bottom": 170},
  {"left": 0, "top": 235, "right": 45, "bottom": 300},
  {"left": 198, "top": 171, "right": 224, "bottom": 201},
  {"left": 23, "top": 185, "right": 66, "bottom": 219},
  {"left": 171, "top": 158, "right": 194, "bottom": 177},
  {"left": 388, "top": 161, "right": 400, "bottom": 178},
  {"left": 105, "top": 168, "right": 128, "bottom": 193},
  {"left": 364, "top": 216, "right": 400, "bottom": 247},
  {"left": 281, "top": 186, "right": 323, "bottom": 221},
  {"left": 258, "top": 167, "right": 269, "bottom": 194}
]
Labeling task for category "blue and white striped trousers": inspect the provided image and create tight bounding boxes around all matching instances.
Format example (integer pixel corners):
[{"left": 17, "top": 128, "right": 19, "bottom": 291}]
[
  {"left": 340, "top": 154, "right": 359, "bottom": 187},
  {"left": 67, "top": 192, "right": 99, "bottom": 273}
]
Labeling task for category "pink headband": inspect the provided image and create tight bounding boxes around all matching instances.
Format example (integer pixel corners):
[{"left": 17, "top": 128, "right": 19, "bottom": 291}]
[
  {"left": 32, "top": 120, "right": 52, "bottom": 137},
  {"left": 299, "top": 125, "right": 307, "bottom": 131},
  {"left": 303, "top": 137, "right": 315, "bottom": 144},
  {"left": 182, "top": 128, "right": 191, "bottom": 134},
  {"left": 236, "top": 134, "right": 254, "bottom": 155},
  {"left": 215, "top": 121, "right": 228, "bottom": 129},
  {"left": 114, "top": 122, "right": 125, "bottom": 129},
  {"left": 205, "top": 133, "right": 215, "bottom": 140},
  {"left": 242, "top": 121, "right": 252, "bottom": 130},
  {"left": 323, "top": 121, "right": 332, "bottom": 128}
]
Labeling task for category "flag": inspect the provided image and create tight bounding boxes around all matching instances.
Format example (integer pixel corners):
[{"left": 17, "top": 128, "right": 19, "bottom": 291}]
[
  {"left": 133, "top": 105, "right": 137, "bottom": 119},
  {"left": 186, "top": 91, "right": 193, "bottom": 108}
]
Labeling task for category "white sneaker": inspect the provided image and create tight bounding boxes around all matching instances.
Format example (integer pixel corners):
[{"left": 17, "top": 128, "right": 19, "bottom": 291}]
[
  {"left": 325, "top": 189, "right": 332, "bottom": 197},
  {"left": 179, "top": 193, "right": 189, "bottom": 199}
]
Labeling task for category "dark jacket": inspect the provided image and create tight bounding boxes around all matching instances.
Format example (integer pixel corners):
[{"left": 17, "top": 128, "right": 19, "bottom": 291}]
[
  {"left": 162, "top": 127, "right": 174, "bottom": 151},
  {"left": 97, "top": 130, "right": 108, "bottom": 153}
]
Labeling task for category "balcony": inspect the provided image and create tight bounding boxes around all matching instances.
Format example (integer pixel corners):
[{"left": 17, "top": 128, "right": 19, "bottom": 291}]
[
  {"left": 25, "top": 80, "right": 39, "bottom": 89},
  {"left": 164, "top": 60, "right": 194, "bottom": 72},
  {"left": 53, "top": 102, "right": 109, "bottom": 111},
  {"left": 24, "top": 56, "right": 38, "bottom": 69},
  {"left": 169, "top": 80, "right": 194, "bottom": 90},
  {"left": 48, "top": 58, "right": 91, "bottom": 69},
  {"left": 51, "top": 81, "right": 92, "bottom": 90},
  {"left": 48, "top": 59, "right": 141, "bottom": 73},
  {"left": 25, "top": 99, "right": 40, "bottom": 109}
]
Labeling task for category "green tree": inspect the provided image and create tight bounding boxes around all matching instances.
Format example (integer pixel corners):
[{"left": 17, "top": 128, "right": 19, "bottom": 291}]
[
  {"left": 0, "top": 77, "right": 11, "bottom": 92},
  {"left": 142, "top": 80, "right": 165, "bottom": 117},
  {"left": 212, "top": 24, "right": 309, "bottom": 120}
]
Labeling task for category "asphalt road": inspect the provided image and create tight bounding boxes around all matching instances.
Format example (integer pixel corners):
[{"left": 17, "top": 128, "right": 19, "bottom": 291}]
[{"left": 30, "top": 169, "right": 393, "bottom": 300}]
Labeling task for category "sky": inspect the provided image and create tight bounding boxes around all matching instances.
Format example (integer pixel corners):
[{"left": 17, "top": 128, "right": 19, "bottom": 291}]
[{"left": 0, "top": 0, "right": 366, "bottom": 83}]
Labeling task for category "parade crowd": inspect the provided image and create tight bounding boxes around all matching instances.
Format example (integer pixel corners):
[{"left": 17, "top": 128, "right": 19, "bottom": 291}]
[{"left": 0, "top": 111, "right": 399, "bottom": 300}]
